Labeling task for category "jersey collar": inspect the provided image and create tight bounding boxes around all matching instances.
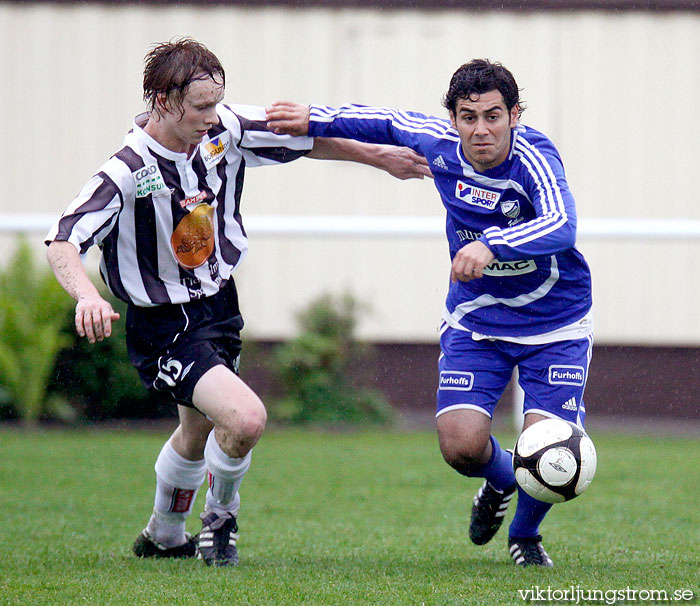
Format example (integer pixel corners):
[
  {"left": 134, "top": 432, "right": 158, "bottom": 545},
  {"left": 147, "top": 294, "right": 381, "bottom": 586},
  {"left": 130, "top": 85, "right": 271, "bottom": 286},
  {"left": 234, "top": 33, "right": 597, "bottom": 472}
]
[{"left": 132, "top": 113, "right": 191, "bottom": 162}]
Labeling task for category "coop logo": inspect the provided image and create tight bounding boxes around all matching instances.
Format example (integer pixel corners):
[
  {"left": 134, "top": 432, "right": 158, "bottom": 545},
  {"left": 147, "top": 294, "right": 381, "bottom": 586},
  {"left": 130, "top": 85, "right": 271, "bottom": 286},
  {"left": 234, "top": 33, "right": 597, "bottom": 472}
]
[
  {"left": 549, "top": 365, "right": 585, "bottom": 386},
  {"left": 134, "top": 165, "right": 166, "bottom": 197},
  {"left": 482, "top": 259, "right": 536, "bottom": 276},
  {"left": 455, "top": 182, "right": 501, "bottom": 210},
  {"left": 201, "top": 133, "right": 230, "bottom": 167},
  {"left": 439, "top": 371, "right": 474, "bottom": 392}
]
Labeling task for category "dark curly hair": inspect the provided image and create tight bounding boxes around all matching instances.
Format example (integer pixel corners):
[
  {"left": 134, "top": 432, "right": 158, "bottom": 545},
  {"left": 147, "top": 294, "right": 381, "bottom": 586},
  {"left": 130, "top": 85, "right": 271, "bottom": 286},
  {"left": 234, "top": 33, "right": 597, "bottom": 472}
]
[
  {"left": 442, "top": 59, "right": 525, "bottom": 117},
  {"left": 143, "top": 37, "right": 225, "bottom": 119}
]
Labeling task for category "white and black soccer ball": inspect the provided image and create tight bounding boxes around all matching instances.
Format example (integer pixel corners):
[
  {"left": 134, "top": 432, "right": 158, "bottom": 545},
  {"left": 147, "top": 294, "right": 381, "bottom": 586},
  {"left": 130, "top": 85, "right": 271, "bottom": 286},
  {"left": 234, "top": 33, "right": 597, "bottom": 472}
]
[{"left": 512, "top": 418, "right": 597, "bottom": 504}]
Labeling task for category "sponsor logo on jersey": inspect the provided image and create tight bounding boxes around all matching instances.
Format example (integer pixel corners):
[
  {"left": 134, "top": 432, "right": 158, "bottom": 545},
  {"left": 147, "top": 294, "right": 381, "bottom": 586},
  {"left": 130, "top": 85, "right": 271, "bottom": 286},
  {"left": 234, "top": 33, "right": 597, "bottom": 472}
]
[
  {"left": 180, "top": 277, "right": 205, "bottom": 299},
  {"left": 482, "top": 259, "right": 537, "bottom": 276},
  {"left": 455, "top": 182, "right": 501, "bottom": 210},
  {"left": 201, "top": 133, "right": 231, "bottom": 168},
  {"left": 208, "top": 258, "right": 221, "bottom": 284},
  {"left": 548, "top": 365, "right": 585, "bottom": 386},
  {"left": 432, "top": 155, "right": 448, "bottom": 170},
  {"left": 134, "top": 164, "right": 167, "bottom": 198},
  {"left": 171, "top": 204, "right": 215, "bottom": 269},
  {"left": 500, "top": 199, "right": 520, "bottom": 218},
  {"left": 180, "top": 190, "right": 208, "bottom": 209},
  {"left": 456, "top": 228, "right": 483, "bottom": 242},
  {"left": 439, "top": 371, "right": 474, "bottom": 391}
]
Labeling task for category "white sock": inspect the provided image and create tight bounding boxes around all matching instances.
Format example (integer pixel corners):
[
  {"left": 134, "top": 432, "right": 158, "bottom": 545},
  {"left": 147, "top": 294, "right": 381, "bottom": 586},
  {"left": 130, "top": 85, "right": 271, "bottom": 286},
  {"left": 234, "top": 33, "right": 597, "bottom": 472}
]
[
  {"left": 146, "top": 437, "right": 206, "bottom": 547},
  {"left": 204, "top": 430, "right": 251, "bottom": 516}
]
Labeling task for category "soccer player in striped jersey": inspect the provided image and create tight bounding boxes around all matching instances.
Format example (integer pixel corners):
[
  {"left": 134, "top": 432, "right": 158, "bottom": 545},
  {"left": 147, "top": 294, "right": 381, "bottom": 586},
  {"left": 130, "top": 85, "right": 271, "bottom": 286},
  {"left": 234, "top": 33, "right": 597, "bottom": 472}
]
[
  {"left": 45, "top": 38, "right": 430, "bottom": 567},
  {"left": 267, "top": 59, "right": 594, "bottom": 567}
]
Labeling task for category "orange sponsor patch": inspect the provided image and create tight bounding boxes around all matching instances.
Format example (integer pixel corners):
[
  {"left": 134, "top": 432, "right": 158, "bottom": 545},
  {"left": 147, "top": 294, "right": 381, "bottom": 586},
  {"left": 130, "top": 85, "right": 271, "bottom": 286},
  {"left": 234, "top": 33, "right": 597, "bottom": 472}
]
[{"left": 171, "top": 204, "right": 215, "bottom": 269}]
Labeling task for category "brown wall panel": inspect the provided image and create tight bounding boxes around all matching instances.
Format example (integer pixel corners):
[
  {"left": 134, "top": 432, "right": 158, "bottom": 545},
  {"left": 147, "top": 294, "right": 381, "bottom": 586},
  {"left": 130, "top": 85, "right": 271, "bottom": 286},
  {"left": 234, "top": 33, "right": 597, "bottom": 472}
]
[{"left": 241, "top": 342, "right": 700, "bottom": 425}]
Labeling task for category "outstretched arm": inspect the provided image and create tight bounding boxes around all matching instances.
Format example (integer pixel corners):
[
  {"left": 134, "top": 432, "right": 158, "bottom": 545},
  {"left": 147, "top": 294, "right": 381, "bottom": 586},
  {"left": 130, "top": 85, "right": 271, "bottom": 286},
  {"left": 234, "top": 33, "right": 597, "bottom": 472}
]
[
  {"left": 310, "top": 138, "right": 432, "bottom": 180},
  {"left": 266, "top": 101, "right": 311, "bottom": 136},
  {"left": 47, "top": 241, "right": 120, "bottom": 343},
  {"left": 267, "top": 101, "right": 432, "bottom": 180}
]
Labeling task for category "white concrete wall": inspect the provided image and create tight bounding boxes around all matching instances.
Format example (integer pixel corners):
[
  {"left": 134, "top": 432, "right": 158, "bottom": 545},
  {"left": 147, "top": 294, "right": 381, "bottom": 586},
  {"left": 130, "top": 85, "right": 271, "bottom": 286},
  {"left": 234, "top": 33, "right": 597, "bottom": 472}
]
[{"left": 1, "top": 4, "right": 698, "bottom": 343}]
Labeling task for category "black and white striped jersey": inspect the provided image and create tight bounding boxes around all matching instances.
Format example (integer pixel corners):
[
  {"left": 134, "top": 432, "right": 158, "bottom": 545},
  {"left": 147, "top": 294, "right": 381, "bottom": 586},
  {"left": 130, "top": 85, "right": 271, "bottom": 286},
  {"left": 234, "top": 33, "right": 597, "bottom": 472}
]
[{"left": 46, "top": 104, "right": 313, "bottom": 307}]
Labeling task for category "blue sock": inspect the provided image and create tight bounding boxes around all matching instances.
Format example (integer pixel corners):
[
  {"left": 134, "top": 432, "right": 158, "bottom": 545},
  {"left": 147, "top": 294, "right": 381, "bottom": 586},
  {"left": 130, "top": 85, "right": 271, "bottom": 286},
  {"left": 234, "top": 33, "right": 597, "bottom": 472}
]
[
  {"left": 509, "top": 487, "right": 552, "bottom": 538},
  {"left": 478, "top": 436, "right": 516, "bottom": 492}
]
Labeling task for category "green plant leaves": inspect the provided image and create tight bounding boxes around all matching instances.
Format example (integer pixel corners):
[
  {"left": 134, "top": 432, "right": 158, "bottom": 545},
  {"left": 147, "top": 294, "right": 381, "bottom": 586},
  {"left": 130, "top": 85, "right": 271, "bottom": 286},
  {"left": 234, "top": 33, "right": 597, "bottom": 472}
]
[
  {"left": 269, "top": 295, "right": 395, "bottom": 427},
  {"left": 0, "top": 238, "right": 75, "bottom": 424}
]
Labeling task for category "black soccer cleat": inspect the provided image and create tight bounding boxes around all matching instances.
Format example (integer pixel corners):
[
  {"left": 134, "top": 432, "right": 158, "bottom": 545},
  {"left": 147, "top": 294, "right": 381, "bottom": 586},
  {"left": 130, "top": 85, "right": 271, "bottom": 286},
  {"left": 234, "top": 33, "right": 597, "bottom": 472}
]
[
  {"left": 469, "top": 480, "right": 517, "bottom": 545},
  {"left": 508, "top": 535, "right": 554, "bottom": 567},
  {"left": 196, "top": 510, "right": 239, "bottom": 567},
  {"left": 132, "top": 529, "right": 197, "bottom": 559}
]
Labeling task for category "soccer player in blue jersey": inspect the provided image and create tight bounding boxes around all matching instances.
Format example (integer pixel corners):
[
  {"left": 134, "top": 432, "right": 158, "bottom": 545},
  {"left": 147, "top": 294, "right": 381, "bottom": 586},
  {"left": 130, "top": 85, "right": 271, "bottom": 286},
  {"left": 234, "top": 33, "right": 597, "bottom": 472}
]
[{"left": 267, "top": 59, "right": 594, "bottom": 567}]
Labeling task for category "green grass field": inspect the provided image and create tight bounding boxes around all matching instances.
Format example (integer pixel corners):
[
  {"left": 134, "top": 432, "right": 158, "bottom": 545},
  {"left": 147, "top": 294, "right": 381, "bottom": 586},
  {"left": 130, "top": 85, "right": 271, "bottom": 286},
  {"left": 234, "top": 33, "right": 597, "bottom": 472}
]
[{"left": 0, "top": 426, "right": 698, "bottom": 605}]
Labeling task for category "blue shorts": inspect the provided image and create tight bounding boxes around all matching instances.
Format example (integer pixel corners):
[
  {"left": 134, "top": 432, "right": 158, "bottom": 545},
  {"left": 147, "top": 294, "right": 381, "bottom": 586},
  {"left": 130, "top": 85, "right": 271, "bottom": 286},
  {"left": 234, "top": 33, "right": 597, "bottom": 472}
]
[{"left": 437, "top": 326, "right": 593, "bottom": 425}]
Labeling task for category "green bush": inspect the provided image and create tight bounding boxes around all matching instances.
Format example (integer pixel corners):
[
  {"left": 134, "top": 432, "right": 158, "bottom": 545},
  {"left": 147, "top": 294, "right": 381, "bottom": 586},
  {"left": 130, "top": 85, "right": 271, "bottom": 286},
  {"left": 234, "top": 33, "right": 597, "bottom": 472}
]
[
  {"left": 0, "top": 239, "right": 75, "bottom": 424},
  {"left": 0, "top": 238, "right": 170, "bottom": 423},
  {"left": 49, "top": 294, "right": 173, "bottom": 421},
  {"left": 0, "top": 241, "right": 391, "bottom": 426},
  {"left": 268, "top": 294, "right": 396, "bottom": 426}
]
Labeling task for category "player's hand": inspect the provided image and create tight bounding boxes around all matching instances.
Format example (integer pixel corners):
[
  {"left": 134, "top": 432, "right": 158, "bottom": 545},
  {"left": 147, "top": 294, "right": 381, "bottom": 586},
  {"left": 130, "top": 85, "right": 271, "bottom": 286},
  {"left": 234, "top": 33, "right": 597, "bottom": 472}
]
[
  {"left": 375, "top": 146, "right": 433, "bottom": 180},
  {"left": 451, "top": 240, "right": 495, "bottom": 283},
  {"left": 74, "top": 295, "right": 120, "bottom": 343},
  {"left": 266, "top": 101, "right": 311, "bottom": 136}
]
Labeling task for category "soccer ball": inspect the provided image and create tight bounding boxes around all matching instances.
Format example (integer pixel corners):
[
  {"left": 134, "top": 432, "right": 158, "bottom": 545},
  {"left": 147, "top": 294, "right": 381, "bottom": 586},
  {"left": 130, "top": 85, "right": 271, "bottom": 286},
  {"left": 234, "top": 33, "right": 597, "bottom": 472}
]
[{"left": 512, "top": 418, "right": 597, "bottom": 504}]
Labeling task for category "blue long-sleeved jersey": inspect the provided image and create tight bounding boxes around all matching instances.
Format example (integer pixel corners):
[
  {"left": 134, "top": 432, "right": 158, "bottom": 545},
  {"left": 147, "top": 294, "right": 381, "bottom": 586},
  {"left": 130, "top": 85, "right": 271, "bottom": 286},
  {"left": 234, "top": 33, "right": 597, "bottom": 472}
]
[{"left": 309, "top": 104, "right": 592, "bottom": 338}]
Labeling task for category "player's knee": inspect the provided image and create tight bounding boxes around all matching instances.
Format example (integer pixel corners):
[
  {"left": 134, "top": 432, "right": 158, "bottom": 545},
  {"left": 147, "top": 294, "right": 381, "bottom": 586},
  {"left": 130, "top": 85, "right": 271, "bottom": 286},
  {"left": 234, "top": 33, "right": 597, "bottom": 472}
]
[
  {"left": 216, "top": 400, "right": 267, "bottom": 457},
  {"left": 439, "top": 437, "right": 487, "bottom": 476},
  {"left": 238, "top": 402, "right": 267, "bottom": 444}
]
